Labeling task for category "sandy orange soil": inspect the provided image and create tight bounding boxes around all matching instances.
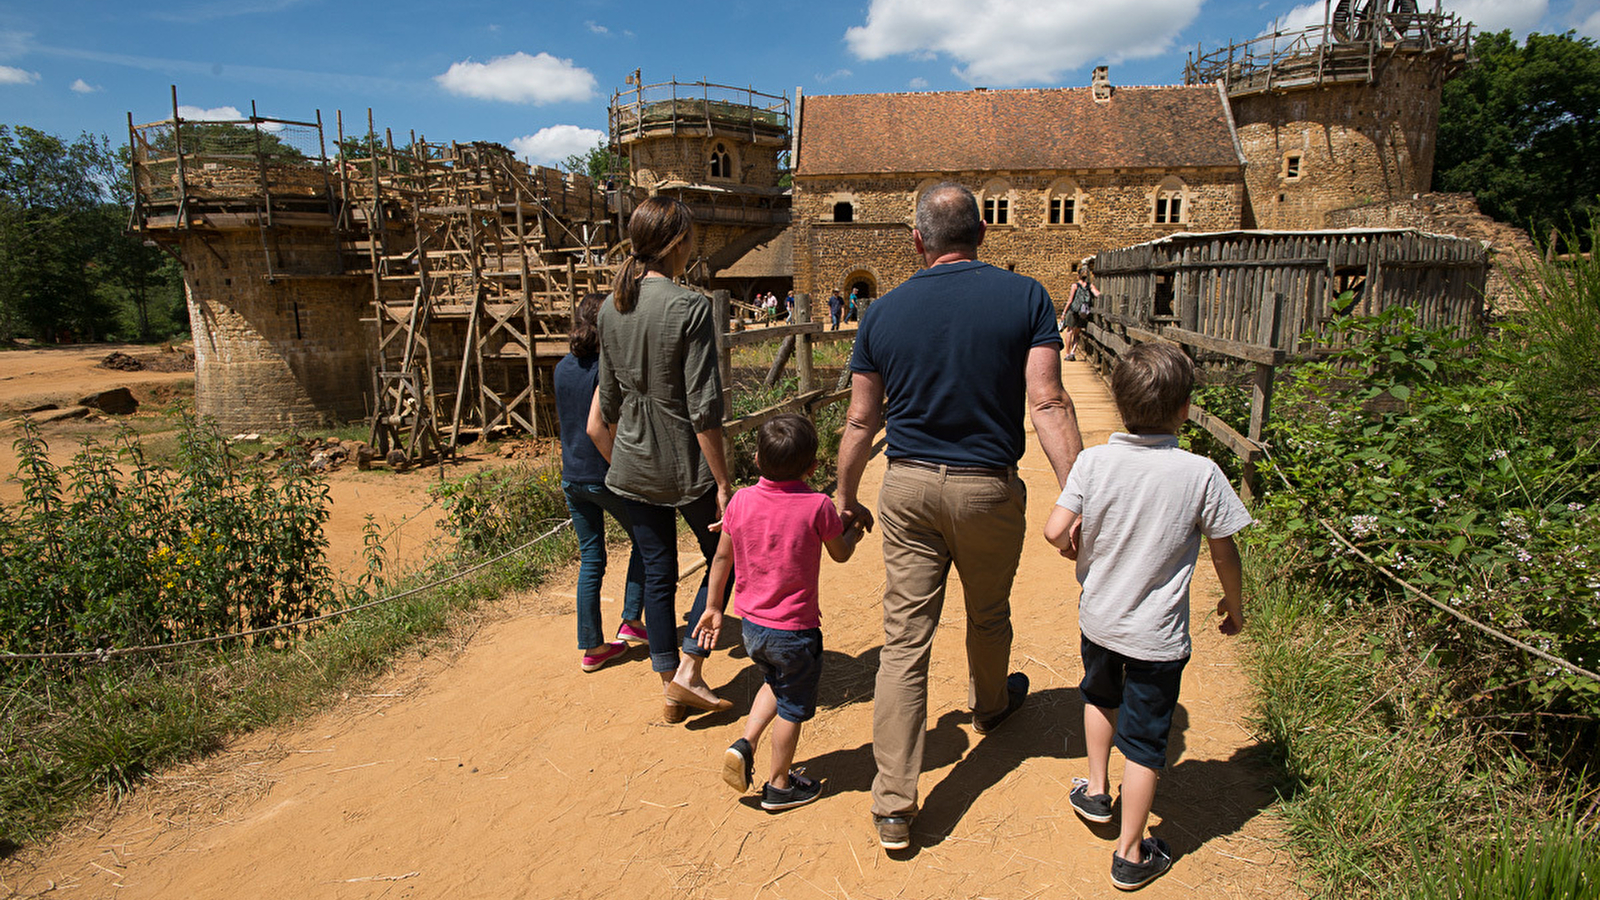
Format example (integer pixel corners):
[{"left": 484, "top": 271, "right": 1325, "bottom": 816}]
[{"left": 0, "top": 350, "right": 1303, "bottom": 900}]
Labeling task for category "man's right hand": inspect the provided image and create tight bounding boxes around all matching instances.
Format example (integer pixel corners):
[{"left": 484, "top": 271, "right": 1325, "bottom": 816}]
[{"left": 840, "top": 499, "right": 875, "bottom": 535}]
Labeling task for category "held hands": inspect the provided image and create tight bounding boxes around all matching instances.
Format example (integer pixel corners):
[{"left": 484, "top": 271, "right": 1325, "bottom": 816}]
[
  {"left": 1216, "top": 598, "right": 1244, "bottom": 636},
  {"left": 692, "top": 607, "right": 723, "bottom": 651},
  {"left": 840, "top": 500, "right": 876, "bottom": 536}
]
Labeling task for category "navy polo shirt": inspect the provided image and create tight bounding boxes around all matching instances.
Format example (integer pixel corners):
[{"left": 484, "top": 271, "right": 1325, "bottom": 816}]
[{"left": 849, "top": 260, "right": 1061, "bottom": 469}]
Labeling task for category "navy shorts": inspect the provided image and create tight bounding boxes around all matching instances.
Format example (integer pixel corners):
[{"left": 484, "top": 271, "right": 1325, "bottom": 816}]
[
  {"left": 1079, "top": 633, "right": 1189, "bottom": 770},
  {"left": 742, "top": 620, "right": 823, "bottom": 723}
]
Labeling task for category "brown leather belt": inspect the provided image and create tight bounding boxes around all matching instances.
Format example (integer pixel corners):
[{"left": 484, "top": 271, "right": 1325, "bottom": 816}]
[{"left": 889, "top": 458, "right": 1013, "bottom": 478}]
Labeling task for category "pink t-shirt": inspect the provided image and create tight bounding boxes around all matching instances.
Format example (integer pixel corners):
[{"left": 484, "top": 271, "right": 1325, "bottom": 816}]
[{"left": 723, "top": 478, "right": 844, "bottom": 631}]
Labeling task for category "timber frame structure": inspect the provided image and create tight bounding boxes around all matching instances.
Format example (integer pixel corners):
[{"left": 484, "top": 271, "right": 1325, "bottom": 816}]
[
  {"left": 1184, "top": 0, "right": 1472, "bottom": 94},
  {"left": 127, "top": 90, "right": 617, "bottom": 459},
  {"left": 332, "top": 121, "right": 615, "bottom": 461}
]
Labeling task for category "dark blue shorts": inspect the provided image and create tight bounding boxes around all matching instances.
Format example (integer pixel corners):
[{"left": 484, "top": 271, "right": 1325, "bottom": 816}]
[
  {"left": 1079, "top": 633, "right": 1189, "bottom": 770},
  {"left": 742, "top": 620, "right": 823, "bottom": 723}
]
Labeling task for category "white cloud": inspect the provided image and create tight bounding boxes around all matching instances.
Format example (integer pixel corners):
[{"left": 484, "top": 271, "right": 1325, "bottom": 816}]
[
  {"left": 0, "top": 65, "right": 39, "bottom": 85},
  {"left": 1264, "top": 0, "right": 1548, "bottom": 43},
  {"left": 1442, "top": 0, "right": 1547, "bottom": 34},
  {"left": 178, "top": 104, "right": 244, "bottom": 121},
  {"left": 845, "top": 0, "right": 1202, "bottom": 85},
  {"left": 435, "top": 52, "right": 596, "bottom": 104},
  {"left": 510, "top": 125, "right": 606, "bottom": 167},
  {"left": 817, "top": 68, "right": 853, "bottom": 83},
  {"left": 1579, "top": 7, "right": 1600, "bottom": 39},
  {"left": 70, "top": 78, "right": 99, "bottom": 93},
  {"left": 586, "top": 21, "right": 609, "bottom": 34},
  {"left": 908, "top": 76, "right": 929, "bottom": 88}
]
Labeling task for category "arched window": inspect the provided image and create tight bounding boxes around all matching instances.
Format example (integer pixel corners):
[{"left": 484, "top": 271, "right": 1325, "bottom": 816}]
[
  {"left": 708, "top": 142, "right": 733, "bottom": 180},
  {"left": 833, "top": 201, "right": 854, "bottom": 223},
  {"left": 1045, "top": 179, "right": 1084, "bottom": 226},
  {"left": 1153, "top": 177, "right": 1187, "bottom": 225},
  {"left": 979, "top": 179, "right": 1013, "bottom": 226}
]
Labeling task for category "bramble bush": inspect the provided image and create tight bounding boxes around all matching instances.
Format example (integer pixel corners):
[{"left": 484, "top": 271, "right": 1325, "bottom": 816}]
[
  {"left": 1249, "top": 305, "right": 1600, "bottom": 773},
  {"left": 0, "top": 414, "right": 341, "bottom": 656}
]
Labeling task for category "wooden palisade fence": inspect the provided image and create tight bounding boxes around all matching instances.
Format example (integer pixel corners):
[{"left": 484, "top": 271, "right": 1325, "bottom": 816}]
[
  {"left": 709, "top": 291, "right": 855, "bottom": 457},
  {"left": 1084, "top": 228, "right": 1489, "bottom": 499}
]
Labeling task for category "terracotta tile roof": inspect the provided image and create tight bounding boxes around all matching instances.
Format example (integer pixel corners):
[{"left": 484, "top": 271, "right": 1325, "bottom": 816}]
[{"left": 796, "top": 85, "right": 1242, "bottom": 176}]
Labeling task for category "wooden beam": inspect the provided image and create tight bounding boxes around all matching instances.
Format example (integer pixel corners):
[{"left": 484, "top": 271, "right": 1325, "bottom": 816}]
[
  {"left": 1159, "top": 326, "right": 1285, "bottom": 364},
  {"left": 723, "top": 321, "right": 824, "bottom": 348},
  {"left": 1187, "top": 402, "right": 1261, "bottom": 462}
]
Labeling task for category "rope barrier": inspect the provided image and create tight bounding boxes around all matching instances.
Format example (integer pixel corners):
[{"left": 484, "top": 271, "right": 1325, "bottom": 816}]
[
  {"left": 1259, "top": 449, "right": 1600, "bottom": 684},
  {"left": 0, "top": 518, "right": 573, "bottom": 664}
]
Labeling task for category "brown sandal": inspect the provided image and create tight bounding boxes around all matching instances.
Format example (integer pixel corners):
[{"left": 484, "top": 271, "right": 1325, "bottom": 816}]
[{"left": 665, "top": 681, "right": 733, "bottom": 712}]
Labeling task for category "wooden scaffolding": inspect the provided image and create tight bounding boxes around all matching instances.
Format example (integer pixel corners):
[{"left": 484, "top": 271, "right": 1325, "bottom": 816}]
[{"left": 333, "top": 122, "right": 616, "bottom": 462}]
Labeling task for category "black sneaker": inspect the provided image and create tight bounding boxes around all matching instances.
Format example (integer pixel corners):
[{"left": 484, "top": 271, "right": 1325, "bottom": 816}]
[
  {"left": 723, "top": 738, "right": 753, "bottom": 793},
  {"left": 873, "top": 814, "right": 912, "bottom": 850},
  {"left": 1110, "top": 837, "right": 1173, "bottom": 891},
  {"left": 973, "top": 672, "right": 1029, "bottom": 734},
  {"left": 1069, "top": 777, "right": 1114, "bottom": 823},
  {"left": 760, "top": 769, "right": 822, "bottom": 811}
]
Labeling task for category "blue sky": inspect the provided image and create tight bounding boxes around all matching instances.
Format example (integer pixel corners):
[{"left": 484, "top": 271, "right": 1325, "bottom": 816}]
[{"left": 1, "top": 0, "right": 1594, "bottom": 168}]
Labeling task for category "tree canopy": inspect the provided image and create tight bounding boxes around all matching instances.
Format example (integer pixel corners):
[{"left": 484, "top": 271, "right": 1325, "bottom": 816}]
[
  {"left": 1435, "top": 30, "right": 1600, "bottom": 249},
  {"left": 561, "top": 140, "right": 628, "bottom": 187},
  {"left": 0, "top": 125, "right": 183, "bottom": 343}
]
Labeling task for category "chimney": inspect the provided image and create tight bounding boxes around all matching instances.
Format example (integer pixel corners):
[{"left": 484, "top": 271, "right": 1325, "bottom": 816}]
[{"left": 1092, "top": 65, "right": 1112, "bottom": 101}]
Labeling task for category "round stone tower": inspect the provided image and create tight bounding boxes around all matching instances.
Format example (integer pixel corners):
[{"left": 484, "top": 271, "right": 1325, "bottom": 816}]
[
  {"left": 608, "top": 75, "right": 792, "bottom": 276},
  {"left": 1188, "top": 0, "right": 1472, "bottom": 229}
]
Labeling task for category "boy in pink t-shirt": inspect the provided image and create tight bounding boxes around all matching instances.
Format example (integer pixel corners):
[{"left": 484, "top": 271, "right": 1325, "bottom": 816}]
[{"left": 693, "top": 414, "right": 862, "bottom": 811}]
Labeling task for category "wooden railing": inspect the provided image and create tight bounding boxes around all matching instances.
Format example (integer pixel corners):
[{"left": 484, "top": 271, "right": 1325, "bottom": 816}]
[{"left": 708, "top": 291, "right": 856, "bottom": 455}]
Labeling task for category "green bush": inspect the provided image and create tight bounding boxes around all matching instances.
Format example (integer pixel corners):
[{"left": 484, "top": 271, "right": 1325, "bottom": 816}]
[{"left": 0, "top": 415, "right": 340, "bottom": 656}]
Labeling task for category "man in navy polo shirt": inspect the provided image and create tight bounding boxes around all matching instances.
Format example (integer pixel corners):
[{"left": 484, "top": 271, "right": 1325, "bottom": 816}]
[{"left": 836, "top": 182, "right": 1084, "bottom": 851}]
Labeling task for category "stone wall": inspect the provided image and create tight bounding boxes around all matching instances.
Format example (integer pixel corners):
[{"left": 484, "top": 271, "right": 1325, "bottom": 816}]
[
  {"left": 793, "top": 168, "right": 1245, "bottom": 304},
  {"left": 1232, "top": 53, "right": 1450, "bottom": 230},
  {"left": 185, "top": 228, "right": 372, "bottom": 432},
  {"left": 627, "top": 133, "right": 783, "bottom": 191}
]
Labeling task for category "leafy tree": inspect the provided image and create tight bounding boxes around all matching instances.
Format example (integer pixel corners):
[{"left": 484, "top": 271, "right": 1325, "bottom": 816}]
[
  {"left": 0, "top": 125, "right": 183, "bottom": 343},
  {"left": 561, "top": 140, "right": 629, "bottom": 187},
  {"left": 1436, "top": 30, "right": 1600, "bottom": 250}
]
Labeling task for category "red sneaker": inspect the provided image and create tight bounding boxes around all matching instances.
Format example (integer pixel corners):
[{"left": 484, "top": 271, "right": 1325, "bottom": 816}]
[{"left": 581, "top": 641, "right": 628, "bottom": 672}]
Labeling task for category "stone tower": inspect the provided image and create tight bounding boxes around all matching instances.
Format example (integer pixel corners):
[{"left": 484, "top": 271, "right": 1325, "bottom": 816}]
[
  {"left": 608, "top": 75, "right": 792, "bottom": 278},
  {"left": 1187, "top": 0, "right": 1472, "bottom": 229}
]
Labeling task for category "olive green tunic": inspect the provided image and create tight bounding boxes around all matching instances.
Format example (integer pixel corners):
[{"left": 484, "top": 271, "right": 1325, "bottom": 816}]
[{"left": 596, "top": 277, "right": 724, "bottom": 507}]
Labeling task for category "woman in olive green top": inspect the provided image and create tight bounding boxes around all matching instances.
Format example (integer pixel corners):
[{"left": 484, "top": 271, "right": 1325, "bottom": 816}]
[{"left": 590, "top": 196, "right": 735, "bottom": 722}]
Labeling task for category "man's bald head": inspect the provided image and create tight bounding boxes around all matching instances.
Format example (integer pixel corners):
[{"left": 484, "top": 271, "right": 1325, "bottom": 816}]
[{"left": 914, "top": 183, "right": 984, "bottom": 259}]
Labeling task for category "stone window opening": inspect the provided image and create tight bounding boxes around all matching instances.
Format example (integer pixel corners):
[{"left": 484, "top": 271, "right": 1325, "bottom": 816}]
[
  {"left": 833, "top": 201, "right": 855, "bottom": 223},
  {"left": 1046, "top": 179, "right": 1083, "bottom": 226},
  {"left": 980, "top": 180, "right": 1013, "bottom": 226},
  {"left": 708, "top": 143, "right": 733, "bottom": 180},
  {"left": 1154, "top": 178, "right": 1186, "bottom": 225},
  {"left": 1283, "top": 153, "right": 1303, "bottom": 180}
]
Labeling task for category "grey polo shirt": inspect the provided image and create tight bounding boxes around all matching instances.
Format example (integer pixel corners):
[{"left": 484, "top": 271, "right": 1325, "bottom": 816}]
[
  {"left": 596, "top": 278, "right": 724, "bottom": 507},
  {"left": 1056, "top": 433, "right": 1253, "bottom": 661}
]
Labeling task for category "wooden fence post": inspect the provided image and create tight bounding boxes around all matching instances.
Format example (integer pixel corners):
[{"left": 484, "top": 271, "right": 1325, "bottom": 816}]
[
  {"left": 713, "top": 290, "right": 734, "bottom": 463},
  {"left": 796, "top": 292, "right": 816, "bottom": 394},
  {"left": 1243, "top": 292, "right": 1284, "bottom": 503}
]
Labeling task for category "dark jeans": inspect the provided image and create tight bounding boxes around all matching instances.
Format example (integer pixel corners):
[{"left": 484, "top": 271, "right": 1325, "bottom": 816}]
[
  {"left": 563, "top": 480, "right": 645, "bottom": 650},
  {"left": 623, "top": 488, "right": 730, "bottom": 673}
]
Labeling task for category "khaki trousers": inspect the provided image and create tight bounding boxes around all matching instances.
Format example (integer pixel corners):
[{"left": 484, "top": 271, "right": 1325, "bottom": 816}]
[{"left": 870, "top": 461, "right": 1027, "bottom": 818}]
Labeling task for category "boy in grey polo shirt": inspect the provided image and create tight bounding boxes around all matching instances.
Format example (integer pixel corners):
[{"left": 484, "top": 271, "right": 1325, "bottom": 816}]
[{"left": 1044, "top": 342, "right": 1251, "bottom": 891}]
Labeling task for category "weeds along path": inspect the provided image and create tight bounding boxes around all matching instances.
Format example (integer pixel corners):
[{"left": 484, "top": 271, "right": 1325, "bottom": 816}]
[{"left": 2, "top": 361, "right": 1302, "bottom": 900}]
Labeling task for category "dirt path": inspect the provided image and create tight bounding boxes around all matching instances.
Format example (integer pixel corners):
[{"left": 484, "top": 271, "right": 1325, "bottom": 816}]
[{"left": 0, "top": 361, "right": 1302, "bottom": 900}]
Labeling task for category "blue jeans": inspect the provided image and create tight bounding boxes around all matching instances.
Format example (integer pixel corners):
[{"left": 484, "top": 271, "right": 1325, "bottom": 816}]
[
  {"left": 563, "top": 480, "right": 645, "bottom": 650},
  {"left": 623, "top": 488, "right": 730, "bottom": 673}
]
